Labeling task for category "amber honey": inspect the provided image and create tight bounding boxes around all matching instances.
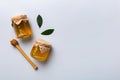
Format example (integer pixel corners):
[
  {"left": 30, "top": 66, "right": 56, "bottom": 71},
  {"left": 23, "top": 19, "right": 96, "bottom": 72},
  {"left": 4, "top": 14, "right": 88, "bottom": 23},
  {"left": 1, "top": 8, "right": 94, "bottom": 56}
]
[
  {"left": 11, "top": 15, "right": 32, "bottom": 38},
  {"left": 30, "top": 39, "right": 51, "bottom": 61}
]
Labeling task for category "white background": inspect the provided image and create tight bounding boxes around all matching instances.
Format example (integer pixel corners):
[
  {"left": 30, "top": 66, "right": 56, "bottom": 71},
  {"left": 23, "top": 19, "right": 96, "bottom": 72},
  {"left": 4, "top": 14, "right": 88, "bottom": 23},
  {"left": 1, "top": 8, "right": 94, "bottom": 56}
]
[{"left": 0, "top": 0, "right": 120, "bottom": 80}]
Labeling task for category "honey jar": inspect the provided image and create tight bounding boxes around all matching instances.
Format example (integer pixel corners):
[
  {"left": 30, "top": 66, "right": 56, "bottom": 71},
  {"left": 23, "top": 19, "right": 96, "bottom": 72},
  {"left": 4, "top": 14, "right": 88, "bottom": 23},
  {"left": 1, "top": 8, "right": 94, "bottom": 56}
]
[
  {"left": 30, "top": 39, "right": 51, "bottom": 61},
  {"left": 11, "top": 15, "right": 32, "bottom": 38}
]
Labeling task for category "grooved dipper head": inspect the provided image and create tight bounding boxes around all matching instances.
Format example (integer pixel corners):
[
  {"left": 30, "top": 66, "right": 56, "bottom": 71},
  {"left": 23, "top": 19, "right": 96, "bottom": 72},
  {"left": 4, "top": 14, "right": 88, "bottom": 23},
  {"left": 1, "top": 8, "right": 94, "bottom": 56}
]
[{"left": 10, "top": 39, "right": 19, "bottom": 47}]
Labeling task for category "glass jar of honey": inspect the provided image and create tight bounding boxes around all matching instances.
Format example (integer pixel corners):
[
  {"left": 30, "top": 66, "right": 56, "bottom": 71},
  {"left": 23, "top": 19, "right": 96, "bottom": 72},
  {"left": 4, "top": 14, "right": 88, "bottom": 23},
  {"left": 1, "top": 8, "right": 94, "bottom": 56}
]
[
  {"left": 11, "top": 15, "right": 32, "bottom": 38},
  {"left": 30, "top": 39, "right": 51, "bottom": 61}
]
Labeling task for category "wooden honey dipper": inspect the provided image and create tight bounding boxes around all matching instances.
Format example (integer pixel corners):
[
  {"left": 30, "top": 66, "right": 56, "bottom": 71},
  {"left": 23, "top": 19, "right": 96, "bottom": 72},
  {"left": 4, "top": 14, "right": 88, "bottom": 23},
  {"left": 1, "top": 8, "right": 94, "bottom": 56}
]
[{"left": 10, "top": 39, "right": 38, "bottom": 70}]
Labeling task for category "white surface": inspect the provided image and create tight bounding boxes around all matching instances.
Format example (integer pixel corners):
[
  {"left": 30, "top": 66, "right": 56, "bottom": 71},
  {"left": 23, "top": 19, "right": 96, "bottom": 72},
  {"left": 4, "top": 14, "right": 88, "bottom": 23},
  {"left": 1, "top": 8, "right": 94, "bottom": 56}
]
[{"left": 0, "top": 0, "right": 120, "bottom": 80}]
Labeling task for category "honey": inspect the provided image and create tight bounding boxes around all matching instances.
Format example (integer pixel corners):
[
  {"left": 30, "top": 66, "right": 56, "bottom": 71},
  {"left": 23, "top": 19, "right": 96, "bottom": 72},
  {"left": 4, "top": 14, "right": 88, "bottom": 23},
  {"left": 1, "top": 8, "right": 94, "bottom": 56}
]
[
  {"left": 11, "top": 15, "right": 32, "bottom": 38},
  {"left": 30, "top": 39, "right": 51, "bottom": 61}
]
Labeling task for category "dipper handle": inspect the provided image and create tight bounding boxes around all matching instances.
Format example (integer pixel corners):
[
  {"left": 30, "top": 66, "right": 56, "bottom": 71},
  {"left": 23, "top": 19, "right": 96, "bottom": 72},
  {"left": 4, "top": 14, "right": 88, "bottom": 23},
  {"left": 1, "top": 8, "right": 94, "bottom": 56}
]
[{"left": 16, "top": 45, "right": 38, "bottom": 70}]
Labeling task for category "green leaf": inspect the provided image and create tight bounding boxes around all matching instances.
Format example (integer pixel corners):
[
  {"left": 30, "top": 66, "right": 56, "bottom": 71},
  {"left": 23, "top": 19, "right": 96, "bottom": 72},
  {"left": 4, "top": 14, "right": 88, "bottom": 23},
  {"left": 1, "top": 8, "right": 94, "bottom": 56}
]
[
  {"left": 37, "top": 15, "right": 43, "bottom": 28},
  {"left": 41, "top": 29, "right": 54, "bottom": 35}
]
